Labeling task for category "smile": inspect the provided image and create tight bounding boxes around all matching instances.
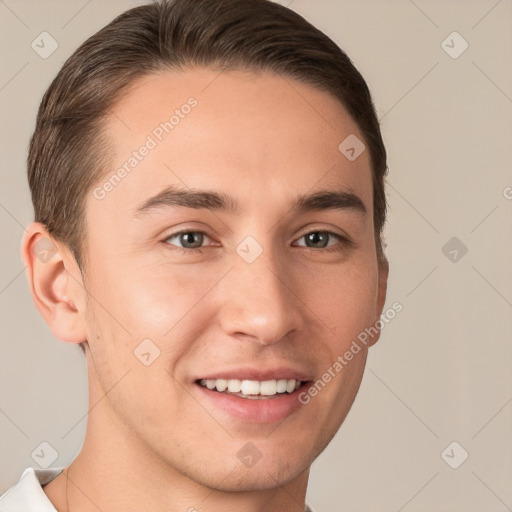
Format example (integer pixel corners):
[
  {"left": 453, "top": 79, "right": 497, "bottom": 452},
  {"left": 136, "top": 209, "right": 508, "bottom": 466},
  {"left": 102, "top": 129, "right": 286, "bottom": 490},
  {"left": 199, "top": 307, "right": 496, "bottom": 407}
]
[
  {"left": 197, "top": 378, "right": 304, "bottom": 399},
  {"left": 195, "top": 377, "right": 312, "bottom": 423}
]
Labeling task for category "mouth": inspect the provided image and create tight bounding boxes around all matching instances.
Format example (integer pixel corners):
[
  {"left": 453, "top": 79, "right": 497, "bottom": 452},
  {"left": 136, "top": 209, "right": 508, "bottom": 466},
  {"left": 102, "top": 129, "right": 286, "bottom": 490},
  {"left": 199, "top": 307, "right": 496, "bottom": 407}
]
[
  {"left": 195, "top": 378, "right": 309, "bottom": 399},
  {"left": 194, "top": 377, "right": 313, "bottom": 423}
]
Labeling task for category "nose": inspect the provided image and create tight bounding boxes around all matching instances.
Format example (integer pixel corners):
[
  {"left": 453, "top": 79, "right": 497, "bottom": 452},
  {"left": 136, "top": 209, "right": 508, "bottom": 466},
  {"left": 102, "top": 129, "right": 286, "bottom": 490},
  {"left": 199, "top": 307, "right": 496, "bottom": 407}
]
[{"left": 217, "top": 249, "right": 304, "bottom": 345}]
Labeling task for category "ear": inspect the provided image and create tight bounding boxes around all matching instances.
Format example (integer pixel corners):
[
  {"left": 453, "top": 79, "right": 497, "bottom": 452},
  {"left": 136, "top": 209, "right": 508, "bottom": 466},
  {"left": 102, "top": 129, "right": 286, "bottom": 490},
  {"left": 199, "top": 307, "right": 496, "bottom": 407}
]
[
  {"left": 20, "top": 222, "right": 87, "bottom": 344},
  {"left": 368, "top": 256, "right": 389, "bottom": 348}
]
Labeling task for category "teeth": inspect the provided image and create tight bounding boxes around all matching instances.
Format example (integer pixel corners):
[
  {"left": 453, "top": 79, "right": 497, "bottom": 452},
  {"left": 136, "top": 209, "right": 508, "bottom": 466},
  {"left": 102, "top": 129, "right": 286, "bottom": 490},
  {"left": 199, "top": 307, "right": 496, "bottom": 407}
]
[
  {"left": 241, "top": 380, "right": 260, "bottom": 395},
  {"left": 259, "top": 380, "right": 277, "bottom": 395},
  {"left": 205, "top": 379, "right": 217, "bottom": 390},
  {"left": 276, "top": 379, "right": 288, "bottom": 393},
  {"left": 227, "top": 379, "right": 241, "bottom": 393},
  {"left": 200, "top": 378, "right": 302, "bottom": 396},
  {"left": 214, "top": 379, "right": 227, "bottom": 392}
]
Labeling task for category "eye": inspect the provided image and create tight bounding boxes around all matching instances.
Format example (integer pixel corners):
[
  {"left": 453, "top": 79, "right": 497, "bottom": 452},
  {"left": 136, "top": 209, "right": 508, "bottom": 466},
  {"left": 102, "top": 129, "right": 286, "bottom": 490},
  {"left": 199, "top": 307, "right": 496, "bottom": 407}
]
[
  {"left": 162, "top": 229, "right": 352, "bottom": 254},
  {"left": 295, "top": 230, "right": 350, "bottom": 251},
  {"left": 165, "top": 230, "right": 211, "bottom": 250}
]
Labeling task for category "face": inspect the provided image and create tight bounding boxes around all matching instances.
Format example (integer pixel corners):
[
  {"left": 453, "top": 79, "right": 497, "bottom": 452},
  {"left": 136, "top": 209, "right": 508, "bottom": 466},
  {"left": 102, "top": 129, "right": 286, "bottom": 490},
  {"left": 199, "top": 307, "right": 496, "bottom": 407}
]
[{"left": 80, "top": 68, "right": 387, "bottom": 491}]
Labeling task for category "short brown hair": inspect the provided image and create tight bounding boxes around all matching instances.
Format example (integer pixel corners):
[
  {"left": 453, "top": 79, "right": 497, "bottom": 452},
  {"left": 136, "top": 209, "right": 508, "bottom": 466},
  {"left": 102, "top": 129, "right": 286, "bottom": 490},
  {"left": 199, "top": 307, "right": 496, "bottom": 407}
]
[{"left": 28, "top": 0, "right": 388, "bottom": 351}]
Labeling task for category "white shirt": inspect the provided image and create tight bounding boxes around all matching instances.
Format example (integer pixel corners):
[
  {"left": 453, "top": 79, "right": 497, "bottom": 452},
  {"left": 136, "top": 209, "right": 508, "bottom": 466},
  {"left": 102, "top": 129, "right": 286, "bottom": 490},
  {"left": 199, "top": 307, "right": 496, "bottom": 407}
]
[
  {"left": 0, "top": 467, "right": 65, "bottom": 511},
  {"left": 0, "top": 467, "right": 315, "bottom": 511}
]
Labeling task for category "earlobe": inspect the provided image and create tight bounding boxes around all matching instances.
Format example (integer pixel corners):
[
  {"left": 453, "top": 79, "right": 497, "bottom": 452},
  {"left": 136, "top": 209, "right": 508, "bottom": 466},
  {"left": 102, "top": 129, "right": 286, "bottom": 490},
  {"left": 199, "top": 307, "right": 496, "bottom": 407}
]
[{"left": 21, "top": 222, "right": 87, "bottom": 344}]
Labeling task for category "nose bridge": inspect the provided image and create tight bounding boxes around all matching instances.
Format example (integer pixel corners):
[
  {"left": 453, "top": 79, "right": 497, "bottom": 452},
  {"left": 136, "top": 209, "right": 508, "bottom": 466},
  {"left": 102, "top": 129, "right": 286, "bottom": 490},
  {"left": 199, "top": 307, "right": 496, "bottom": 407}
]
[{"left": 218, "top": 242, "right": 304, "bottom": 344}]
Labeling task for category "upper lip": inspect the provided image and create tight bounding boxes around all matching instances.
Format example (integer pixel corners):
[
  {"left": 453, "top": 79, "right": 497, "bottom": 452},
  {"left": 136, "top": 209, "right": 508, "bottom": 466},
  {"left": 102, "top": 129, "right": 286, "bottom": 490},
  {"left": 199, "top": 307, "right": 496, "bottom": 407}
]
[{"left": 194, "top": 366, "right": 313, "bottom": 383}]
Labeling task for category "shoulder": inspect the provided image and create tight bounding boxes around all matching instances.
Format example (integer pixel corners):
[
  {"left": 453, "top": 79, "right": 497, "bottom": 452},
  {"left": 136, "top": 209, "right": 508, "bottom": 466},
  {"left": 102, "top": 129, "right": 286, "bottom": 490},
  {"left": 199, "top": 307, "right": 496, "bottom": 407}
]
[{"left": 0, "top": 467, "right": 64, "bottom": 511}]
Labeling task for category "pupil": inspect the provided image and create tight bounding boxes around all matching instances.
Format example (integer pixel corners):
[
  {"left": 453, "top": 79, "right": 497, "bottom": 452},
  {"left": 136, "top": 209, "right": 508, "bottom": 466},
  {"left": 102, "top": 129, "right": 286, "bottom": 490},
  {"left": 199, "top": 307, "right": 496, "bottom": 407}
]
[
  {"left": 307, "top": 232, "right": 328, "bottom": 248},
  {"left": 181, "top": 232, "right": 202, "bottom": 248}
]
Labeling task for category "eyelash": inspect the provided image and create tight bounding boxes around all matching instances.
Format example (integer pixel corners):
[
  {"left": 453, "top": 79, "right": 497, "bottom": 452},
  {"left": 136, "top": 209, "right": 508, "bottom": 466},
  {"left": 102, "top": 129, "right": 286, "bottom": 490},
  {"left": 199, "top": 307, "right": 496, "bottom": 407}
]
[{"left": 163, "top": 230, "right": 353, "bottom": 254}]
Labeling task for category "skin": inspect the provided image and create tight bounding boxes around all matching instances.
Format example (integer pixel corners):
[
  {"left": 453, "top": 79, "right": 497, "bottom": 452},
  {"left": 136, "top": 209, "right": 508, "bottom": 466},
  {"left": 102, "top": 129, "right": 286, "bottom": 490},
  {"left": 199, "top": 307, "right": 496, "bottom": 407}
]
[{"left": 22, "top": 67, "right": 388, "bottom": 512}]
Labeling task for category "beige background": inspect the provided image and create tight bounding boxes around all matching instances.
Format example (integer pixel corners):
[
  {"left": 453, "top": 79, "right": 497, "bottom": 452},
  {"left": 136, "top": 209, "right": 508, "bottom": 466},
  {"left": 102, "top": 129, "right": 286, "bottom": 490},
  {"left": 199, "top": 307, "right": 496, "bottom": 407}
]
[{"left": 1, "top": 1, "right": 511, "bottom": 511}]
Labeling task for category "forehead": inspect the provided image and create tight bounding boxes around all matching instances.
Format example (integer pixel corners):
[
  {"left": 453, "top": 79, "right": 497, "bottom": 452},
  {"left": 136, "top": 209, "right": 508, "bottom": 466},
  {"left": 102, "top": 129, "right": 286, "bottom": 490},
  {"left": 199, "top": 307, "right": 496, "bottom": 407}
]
[{"left": 93, "top": 67, "right": 372, "bottom": 217}]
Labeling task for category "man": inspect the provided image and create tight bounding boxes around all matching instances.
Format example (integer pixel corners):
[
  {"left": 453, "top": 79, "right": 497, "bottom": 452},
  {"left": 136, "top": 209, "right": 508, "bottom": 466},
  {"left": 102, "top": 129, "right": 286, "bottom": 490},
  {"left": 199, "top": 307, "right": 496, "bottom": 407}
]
[{"left": 1, "top": 0, "right": 389, "bottom": 510}]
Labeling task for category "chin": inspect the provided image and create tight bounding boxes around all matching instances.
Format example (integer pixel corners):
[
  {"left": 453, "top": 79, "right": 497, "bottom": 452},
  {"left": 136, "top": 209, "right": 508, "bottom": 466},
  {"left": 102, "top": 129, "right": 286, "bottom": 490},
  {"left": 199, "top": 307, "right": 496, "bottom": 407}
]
[{"left": 211, "top": 465, "right": 306, "bottom": 492}]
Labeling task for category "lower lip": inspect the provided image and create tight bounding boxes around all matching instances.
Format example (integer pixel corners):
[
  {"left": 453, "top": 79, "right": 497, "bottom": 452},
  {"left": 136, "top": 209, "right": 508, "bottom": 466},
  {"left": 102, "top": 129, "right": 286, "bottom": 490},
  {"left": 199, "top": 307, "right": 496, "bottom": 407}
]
[{"left": 195, "top": 382, "right": 310, "bottom": 423}]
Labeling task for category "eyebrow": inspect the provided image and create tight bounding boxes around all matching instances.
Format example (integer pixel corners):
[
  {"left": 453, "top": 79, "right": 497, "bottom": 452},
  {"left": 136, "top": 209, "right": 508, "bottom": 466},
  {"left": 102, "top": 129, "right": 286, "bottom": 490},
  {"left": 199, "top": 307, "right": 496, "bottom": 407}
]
[{"left": 132, "top": 185, "right": 367, "bottom": 218}]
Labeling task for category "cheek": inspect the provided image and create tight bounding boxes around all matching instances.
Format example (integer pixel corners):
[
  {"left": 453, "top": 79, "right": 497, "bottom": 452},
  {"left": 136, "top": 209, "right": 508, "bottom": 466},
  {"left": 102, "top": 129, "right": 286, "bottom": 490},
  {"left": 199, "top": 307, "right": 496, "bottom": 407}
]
[
  {"left": 85, "top": 253, "right": 221, "bottom": 335},
  {"left": 301, "top": 259, "right": 377, "bottom": 426},
  {"left": 303, "top": 259, "right": 379, "bottom": 340},
  {"left": 126, "top": 264, "right": 225, "bottom": 334}
]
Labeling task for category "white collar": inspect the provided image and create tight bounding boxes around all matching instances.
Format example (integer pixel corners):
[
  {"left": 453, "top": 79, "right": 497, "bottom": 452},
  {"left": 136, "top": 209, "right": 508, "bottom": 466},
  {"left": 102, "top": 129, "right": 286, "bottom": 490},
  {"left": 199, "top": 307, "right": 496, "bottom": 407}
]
[{"left": 0, "top": 466, "right": 65, "bottom": 511}]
